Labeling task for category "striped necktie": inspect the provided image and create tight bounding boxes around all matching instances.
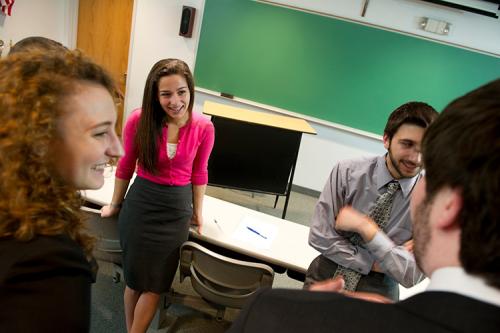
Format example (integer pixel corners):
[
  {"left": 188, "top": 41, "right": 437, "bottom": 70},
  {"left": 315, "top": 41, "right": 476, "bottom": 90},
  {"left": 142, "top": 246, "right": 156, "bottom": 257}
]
[{"left": 333, "top": 181, "right": 401, "bottom": 291}]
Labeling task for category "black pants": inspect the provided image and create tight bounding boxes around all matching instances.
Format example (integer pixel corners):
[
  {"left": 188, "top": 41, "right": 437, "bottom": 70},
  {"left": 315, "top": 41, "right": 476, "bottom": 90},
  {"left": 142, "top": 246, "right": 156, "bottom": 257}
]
[{"left": 304, "top": 255, "right": 399, "bottom": 301}]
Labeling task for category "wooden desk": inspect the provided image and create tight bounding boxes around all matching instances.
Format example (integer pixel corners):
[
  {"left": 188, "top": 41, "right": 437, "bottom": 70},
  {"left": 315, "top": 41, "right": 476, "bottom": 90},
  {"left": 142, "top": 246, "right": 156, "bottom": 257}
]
[{"left": 82, "top": 171, "right": 320, "bottom": 278}]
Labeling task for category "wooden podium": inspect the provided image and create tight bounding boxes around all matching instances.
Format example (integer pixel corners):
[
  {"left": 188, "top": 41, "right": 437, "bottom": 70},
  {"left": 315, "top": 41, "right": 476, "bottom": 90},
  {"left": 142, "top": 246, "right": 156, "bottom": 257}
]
[{"left": 203, "top": 101, "right": 316, "bottom": 219}]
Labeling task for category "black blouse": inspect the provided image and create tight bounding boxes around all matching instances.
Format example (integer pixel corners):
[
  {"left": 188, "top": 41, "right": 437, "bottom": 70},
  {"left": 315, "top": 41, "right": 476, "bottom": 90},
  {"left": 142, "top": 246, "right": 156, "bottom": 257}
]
[{"left": 0, "top": 234, "right": 93, "bottom": 332}]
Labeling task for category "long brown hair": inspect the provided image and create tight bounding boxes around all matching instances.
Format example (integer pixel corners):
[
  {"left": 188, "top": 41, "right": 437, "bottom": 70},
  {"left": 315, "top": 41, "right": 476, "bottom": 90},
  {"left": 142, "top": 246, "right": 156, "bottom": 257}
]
[
  {"left": 0, "top": 50, "right": 117, "bottom": 256},
  {"left": 135, "top": 59, "right": 195, "bottom": 174}
]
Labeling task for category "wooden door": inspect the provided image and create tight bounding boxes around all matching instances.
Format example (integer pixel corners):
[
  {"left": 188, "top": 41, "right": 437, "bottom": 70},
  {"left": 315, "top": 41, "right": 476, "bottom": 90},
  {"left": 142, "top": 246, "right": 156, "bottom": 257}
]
[{"left": 76, "top": 0, "right": 134, "bottom": 136}]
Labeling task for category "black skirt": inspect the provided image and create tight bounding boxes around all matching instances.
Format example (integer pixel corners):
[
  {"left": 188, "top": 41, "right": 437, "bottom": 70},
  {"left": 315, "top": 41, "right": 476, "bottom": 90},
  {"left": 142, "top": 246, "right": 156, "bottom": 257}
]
[{"left": 119, "top": 176, "right": 192, "bottom": 293}]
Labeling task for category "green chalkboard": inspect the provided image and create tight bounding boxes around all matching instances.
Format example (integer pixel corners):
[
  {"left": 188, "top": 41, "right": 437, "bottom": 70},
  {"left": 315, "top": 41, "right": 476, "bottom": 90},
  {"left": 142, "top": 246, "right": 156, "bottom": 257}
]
[{"left": 194, "top": 0, "right": 500, "bottom": 135}]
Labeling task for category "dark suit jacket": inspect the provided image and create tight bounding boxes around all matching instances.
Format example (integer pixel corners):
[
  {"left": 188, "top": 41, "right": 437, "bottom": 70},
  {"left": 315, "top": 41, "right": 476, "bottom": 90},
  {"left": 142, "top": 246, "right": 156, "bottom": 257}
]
[
  {"left": 0, "top": 234, "right": 93, "bottom": 332},
  {"left": 228, "top": 288, "right": 500, "bottom": 333}
]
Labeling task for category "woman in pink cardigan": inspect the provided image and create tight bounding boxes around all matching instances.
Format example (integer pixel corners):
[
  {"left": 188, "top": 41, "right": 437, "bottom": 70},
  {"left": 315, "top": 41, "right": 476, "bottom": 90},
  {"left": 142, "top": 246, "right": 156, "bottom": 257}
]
[{"left": 101, "top": 59, "right": 215, "bottom": 333}]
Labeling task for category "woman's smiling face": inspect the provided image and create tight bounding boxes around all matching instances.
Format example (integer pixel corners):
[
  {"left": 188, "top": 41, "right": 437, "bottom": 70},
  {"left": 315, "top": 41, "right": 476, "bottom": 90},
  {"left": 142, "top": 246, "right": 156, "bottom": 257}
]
[
  {"left": 157, "top": 74, "right": 191, "bottom": 124},
  {"left": 52, "top": 83, "right": 123, "bottom": 190}
]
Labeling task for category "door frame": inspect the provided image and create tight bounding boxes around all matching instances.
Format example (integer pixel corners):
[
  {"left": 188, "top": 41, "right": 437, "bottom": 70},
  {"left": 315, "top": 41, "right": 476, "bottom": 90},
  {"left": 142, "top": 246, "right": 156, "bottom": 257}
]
[{"left": 64, "top": 0, "right": 79, "bottom": 49}]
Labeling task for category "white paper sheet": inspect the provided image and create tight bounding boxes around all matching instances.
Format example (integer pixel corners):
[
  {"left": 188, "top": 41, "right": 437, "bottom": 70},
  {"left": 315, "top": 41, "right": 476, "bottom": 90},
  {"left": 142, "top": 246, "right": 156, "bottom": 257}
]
[{"left": 232, "top": 215, "right": 277, "bottom": 250}]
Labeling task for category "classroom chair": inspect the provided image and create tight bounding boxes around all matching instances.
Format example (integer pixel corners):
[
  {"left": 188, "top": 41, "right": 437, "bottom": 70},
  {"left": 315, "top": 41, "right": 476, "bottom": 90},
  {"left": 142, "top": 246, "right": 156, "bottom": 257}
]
[
  {"left": 81, "top": 206, "right": 123, "bottom": 283},
  {"left": 160, "top": 241, "right": 274, "bottom": 332}
]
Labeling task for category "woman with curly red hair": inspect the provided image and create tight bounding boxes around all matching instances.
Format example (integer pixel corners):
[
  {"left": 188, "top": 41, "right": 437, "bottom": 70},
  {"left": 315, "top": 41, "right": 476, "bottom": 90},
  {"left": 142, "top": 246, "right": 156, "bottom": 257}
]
[{"left": 0, "top": 51, "right": 123, "bottom": 332}]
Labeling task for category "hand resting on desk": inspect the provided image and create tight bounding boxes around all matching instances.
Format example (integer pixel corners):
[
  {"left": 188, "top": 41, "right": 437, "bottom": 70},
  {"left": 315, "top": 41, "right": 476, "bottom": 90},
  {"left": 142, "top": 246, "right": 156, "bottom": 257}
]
[
  {"left": 101, "top": 204, "right": 120, "bottom": 218},
  {"left": 190, "top": 213, "right": 203, "bottom": 234}
]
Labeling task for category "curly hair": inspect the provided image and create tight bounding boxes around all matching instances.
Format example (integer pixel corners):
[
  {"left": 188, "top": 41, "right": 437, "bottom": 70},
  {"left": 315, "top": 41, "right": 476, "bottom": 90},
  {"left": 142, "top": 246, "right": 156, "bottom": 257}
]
[{"left": 0, "top": 50, "right": 117, "bottom": 256}]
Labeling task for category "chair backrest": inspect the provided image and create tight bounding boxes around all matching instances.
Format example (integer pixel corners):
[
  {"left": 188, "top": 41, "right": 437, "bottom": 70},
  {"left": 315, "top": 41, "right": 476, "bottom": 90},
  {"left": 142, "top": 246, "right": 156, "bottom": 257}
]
[
  {"left": 179, "top": 241, "right": 274, "bottom": 309},
  {"left": 81, "top": 206, "right": 122, "bottom": 264}
]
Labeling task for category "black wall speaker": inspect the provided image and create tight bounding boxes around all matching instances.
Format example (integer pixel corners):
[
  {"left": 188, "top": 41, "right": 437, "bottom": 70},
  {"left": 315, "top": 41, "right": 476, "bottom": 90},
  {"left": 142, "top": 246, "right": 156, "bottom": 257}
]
[{"left": 179, "top": 6, "right": 196, "bottom": 38}]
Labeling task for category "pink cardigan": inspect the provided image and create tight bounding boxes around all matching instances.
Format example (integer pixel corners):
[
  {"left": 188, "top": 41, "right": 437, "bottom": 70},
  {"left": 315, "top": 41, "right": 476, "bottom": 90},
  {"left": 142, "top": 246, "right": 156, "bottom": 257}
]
[{"left": 116, "top": 108, "right": 215, "bottom": 186}]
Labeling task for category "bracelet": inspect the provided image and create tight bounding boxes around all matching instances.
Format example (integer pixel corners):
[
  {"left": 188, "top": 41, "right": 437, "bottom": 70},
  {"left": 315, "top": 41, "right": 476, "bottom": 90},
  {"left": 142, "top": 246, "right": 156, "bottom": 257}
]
[{"left": 109, "top": 202, "right": 122, "bottom": 209}]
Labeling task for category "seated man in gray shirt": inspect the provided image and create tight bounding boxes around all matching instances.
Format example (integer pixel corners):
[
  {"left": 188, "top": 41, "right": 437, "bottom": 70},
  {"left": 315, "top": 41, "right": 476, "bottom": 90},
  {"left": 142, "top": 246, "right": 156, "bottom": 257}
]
[{"left": 306, "top": 102, "right": 438, "bottom": 300}]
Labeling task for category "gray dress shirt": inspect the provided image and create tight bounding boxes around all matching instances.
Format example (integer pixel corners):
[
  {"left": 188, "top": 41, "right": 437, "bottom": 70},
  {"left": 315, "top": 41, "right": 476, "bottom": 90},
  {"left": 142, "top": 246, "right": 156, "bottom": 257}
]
[{"left": 309, "top": 155, "right": 425, "bottom": 287}]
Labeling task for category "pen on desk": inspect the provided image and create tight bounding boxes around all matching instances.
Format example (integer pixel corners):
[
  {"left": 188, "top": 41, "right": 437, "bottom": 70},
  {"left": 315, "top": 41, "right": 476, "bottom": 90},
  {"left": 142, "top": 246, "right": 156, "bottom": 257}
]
[
  {"left": 214, "top": 219, "right": 223, "bottom": 232},
  {"left": 247, "top": 226, "right": 267, "bottom": 239}
]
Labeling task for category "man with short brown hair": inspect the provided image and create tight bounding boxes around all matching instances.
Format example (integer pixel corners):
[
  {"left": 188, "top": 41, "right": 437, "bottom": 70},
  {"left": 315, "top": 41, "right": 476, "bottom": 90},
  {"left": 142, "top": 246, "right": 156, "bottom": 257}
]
[{"left": 306, "top": 102, "right": 438, "bottom": 300}]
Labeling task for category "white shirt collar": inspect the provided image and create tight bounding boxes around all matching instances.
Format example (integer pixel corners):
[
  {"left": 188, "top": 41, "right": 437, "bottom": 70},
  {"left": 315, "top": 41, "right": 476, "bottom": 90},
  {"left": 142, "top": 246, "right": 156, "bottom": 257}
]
[{"left": 427, "top": 267, "right": 500, "bottom": 307}]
